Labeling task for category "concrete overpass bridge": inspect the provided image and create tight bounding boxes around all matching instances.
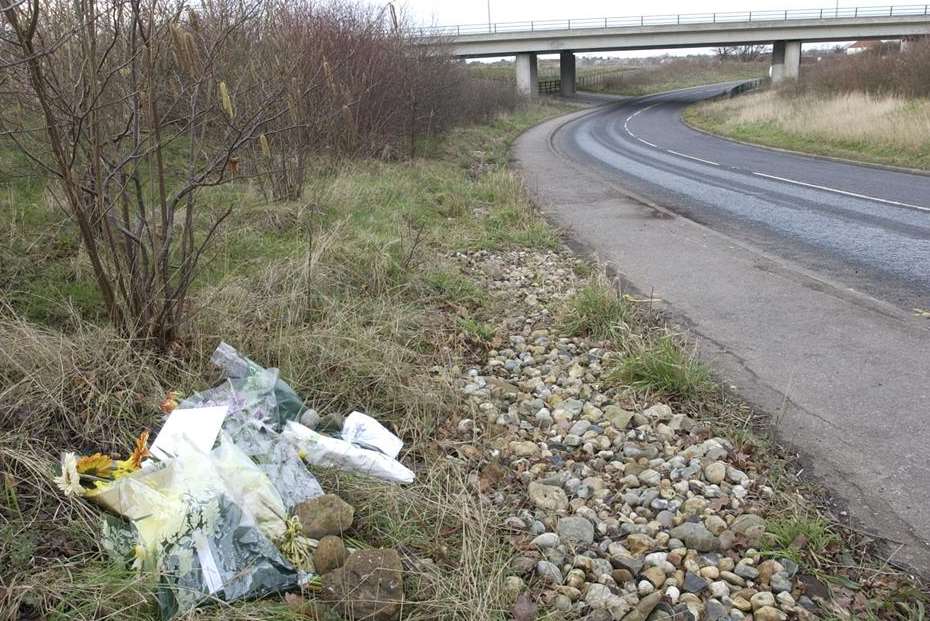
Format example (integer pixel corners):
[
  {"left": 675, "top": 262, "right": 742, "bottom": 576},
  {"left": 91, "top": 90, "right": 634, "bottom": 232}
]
[{"left": 415, "top": 5, "right": 930, "bottom": 96}]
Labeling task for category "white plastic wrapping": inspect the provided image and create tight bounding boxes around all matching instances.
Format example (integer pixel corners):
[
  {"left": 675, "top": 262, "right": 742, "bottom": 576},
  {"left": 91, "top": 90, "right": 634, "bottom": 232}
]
[
  {"left": 341, "top": 411, "right": 403, "bottom": 459},
  {"left": 282, "top": 421, "right": 414, "bottom": 484}
]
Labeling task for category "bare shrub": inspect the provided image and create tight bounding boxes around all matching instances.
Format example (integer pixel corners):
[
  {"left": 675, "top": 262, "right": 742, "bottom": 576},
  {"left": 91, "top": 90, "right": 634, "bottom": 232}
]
[
  {"left": 791, "top": 38, "right": 930, "bottom": 97},
  {"left": 0, "top": 0, "right": 515, "bottom": 348},
  {"left": 1, "top": 0, "right": 303, "bottom": 348}
]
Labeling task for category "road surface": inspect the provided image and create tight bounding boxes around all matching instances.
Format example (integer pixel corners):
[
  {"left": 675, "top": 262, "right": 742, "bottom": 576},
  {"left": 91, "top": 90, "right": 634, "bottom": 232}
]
[{"left": 515, "top": 84, "right": 930, "bottom": 574}]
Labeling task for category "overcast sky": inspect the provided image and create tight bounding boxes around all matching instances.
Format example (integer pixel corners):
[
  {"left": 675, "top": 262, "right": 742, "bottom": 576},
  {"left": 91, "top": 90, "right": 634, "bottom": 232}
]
[{"left": 400, "top": 0, "right": 883, "bottom": 27}]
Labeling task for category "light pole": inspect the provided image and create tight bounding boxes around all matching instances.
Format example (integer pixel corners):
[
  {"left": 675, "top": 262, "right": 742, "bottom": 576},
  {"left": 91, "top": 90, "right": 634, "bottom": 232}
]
[{"left": 487, "top": 0, "right": 492, "bottom": 32}]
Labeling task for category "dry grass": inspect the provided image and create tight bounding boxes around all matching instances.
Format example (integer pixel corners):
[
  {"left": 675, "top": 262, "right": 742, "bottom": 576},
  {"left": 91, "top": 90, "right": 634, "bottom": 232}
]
[
  {"left": 0, "top": 103, "right": 570, "bottom": 620},
  {"left": 686, "top": 89, "right": 930, "bottom": 169},
  {"left": 585, "top": 58, "right": 767, "bottom": 97}
]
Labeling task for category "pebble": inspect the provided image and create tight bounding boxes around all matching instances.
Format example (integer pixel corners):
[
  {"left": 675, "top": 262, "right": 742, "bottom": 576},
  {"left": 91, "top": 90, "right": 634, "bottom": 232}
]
[
  {"left": 751, "top": 591, "right": 776, "bottom": 610},
  {"left": 770, "top": 573, "right": 793, "bottom": 593},
  {"left": 670, "top": 522, "right": 718, "bottom": 552},
  {"left": 755, "top": 606, "right": 788, "bottom": 621},
  {"left": 557, "top": 516, "right": 595, "bottom": 546},
  {"left": 536, "top": 560, "right": 563, "bottom": 584},
  {"left": 708, "top": 581, "right": 729, "bottom": 599},
  {"left": 704, "top": 461, "right": 727, "bottom": 484},
  {"left": 528, "top": 482, "right": 568, "bottom": 512},
  {"left": 683, "top": 572, "right": 709, "bottom": 594},
  {"left": 704, "top": 599, "right": 729, "bottom": 621},
  {"left": 450, "top": 249, "right": 803, "bottom": 621},
  {"left": 734, "top": 563, "right": 759, "bottom": 580},
  {"left": 531, "top": 533, "right": 560, "bottom": 548},
  {"left": 585, "top": 583, "right": 613, "bottom": 609}
]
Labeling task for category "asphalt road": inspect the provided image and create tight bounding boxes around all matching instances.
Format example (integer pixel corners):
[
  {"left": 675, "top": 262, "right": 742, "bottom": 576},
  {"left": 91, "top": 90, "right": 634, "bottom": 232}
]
[
  {"left": 564, "top": 84, "right": 930, "bottom": 310},
  {"left": 515, "top": 85, "right": 930, "bottom": 575}
]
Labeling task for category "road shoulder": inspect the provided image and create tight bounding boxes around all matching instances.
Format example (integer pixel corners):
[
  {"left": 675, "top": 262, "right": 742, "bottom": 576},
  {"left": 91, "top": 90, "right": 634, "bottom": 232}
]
[{"left": 514, "top": 107, "right": 930, "bottom": 577}]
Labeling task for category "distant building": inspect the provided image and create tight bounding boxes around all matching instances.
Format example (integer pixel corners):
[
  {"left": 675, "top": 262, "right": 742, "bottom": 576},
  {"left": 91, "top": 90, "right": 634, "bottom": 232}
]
[{"left": 845, "top": 40, "right": 882, "bottom": 55}]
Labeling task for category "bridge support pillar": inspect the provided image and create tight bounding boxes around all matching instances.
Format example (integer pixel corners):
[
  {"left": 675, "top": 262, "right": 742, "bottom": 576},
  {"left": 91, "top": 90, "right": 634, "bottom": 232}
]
[
  {"left": 771, "top": 40, "right": 801, "bottom": 82},
  {"left": 560, "top": 51, "right": 576, "bottom": 96},
  {"left": 516, "top": 52, "right": 538, "bottom": 98},
  {"left": 900, "top": 36, "right": 920, "bottom": 53}
]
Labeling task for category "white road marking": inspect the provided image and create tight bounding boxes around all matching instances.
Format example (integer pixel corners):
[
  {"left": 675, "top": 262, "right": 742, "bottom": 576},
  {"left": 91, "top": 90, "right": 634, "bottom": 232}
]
[
  {"left": 667, "top": 149, "right": 719, "bottom": 167},
  {"left": 623, "top": 103, "right": 660, "bottom": 139},
  {"left": 752, "top": 172, "right": 930, "bottom": 213},
  {"left": 621, "top": 95, "right": 929, "bottom": 213}
]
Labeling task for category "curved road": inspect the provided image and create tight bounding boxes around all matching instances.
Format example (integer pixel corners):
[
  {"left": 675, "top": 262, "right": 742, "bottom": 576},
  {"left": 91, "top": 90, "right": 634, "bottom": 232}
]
[{"left": 515, "top": 84, "right": 930, "bottom": 574}]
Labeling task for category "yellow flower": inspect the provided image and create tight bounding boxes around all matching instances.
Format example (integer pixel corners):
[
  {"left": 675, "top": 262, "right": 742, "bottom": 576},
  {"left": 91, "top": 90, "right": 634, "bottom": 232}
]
[
  {"left": 129, "top": 431, "right": 150, "bottom": 469},
  {"left": 76, "top": 453, "right": 113, "bottom": 478},
  {"left": 111, "top": 459, "right": 138, "bottom": 479},
  {"left": 160, "top": 391, "right": 181, "bottom": 414},
  {"left": 54, "top": 452, "right": 85, "bottom": 497}
]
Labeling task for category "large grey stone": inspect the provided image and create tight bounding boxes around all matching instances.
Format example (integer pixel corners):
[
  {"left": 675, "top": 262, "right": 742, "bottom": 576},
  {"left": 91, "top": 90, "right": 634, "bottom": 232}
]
[
  {"left": 321, "top": 548, "right": 403, "bottom": 621},
  {"left": 528, "top": 482, "right": 569, "bottom": 511},
  {"left": 621, "top": 591, "right": 662, "bottom": 621},
  {"left": 558, "top": 516, "right": 595, "bottom": 547},
  {"left": 669, "top": 522, "right": 719, "bottom": 552},
  {"left": 731, "top": 513, "right": 766, "bottom": 546},
  {"left": 536, "top": 560, "right": 563, "bottom": 584},
  {"left": 683, "top": 572, "right": 709, "bottom": 594},
  {"left": 296, "top": 494, "right": 355, "bottom": 539}
]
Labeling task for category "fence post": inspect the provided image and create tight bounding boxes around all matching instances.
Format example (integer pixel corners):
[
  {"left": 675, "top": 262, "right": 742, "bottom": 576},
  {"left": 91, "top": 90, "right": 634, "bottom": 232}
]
[
  {"left": 641, "top": 15, "right": 644, "bottom": 25},
  {"left": 713, "top": 12, "right": 716, "bottom": 22},
  {"left": 568, "top": 19, "right": 571, "bottom": 29},
  {"left": 531, "top": 21, "right": 534, "bottom": 31},
  {"left": 749, "top": 11, "right": 753, "bottom": 21},
  {"left": 784, "top": 9, "right": 788, "bottom": 20},
  {"left": 457, "top": 25, "right": 460, "bottom": 35},
  {"left": 855, "top": 7, "right": 858, "bottom": 16},
  {"left": 604, "top": 17, "right": 608, "bottom": 27}
]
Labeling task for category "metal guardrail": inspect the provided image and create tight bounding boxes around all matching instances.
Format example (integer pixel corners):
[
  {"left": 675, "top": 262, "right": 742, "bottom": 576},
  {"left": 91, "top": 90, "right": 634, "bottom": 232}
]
[
  {"left": 538, "top": 68, "right": 629, "bottom": 94},
  {"left": 413, "top": 4, "right": 930, "bottom": 37}
]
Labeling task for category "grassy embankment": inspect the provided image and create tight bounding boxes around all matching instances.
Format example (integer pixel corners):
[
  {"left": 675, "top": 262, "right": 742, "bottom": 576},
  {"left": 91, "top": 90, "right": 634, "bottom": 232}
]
[
  {"left": 685, "top": 89, "right": 930, "bottom": 171},
  {"left": 581, "top": 59, "right": 767, "bottom": 96},
  {"left": 685, "top": 43, "right": 930, "bottom": 171},
  {"left": 468, "top": 58, "right": 767, "bottom": 97},
  {"left": 2, "top": 98, "right": 927, "bottom": 619}
]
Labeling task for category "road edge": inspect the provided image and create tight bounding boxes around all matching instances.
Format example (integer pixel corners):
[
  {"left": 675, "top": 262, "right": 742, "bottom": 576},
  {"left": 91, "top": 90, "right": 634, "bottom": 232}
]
[
  {"left": 510, "top": 102, "right": 930, "bottom": 580},
  {"left": 681, "top": 103, "right": 930, "bottom": 179}
]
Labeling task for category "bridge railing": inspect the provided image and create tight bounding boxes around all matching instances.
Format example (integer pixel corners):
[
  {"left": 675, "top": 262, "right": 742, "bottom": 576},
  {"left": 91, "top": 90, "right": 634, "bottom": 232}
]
[
  {"left": 537, "top": 68, "right": 629, "bottom": 94},
  {"left": 412, "top": 4, "right": 930, "bottom": 37}
]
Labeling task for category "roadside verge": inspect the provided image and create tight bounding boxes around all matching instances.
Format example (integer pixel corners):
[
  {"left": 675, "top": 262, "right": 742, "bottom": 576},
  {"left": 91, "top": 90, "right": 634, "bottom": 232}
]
[{"left": 513, "top": 102, "right": 930, "bottom": 588}]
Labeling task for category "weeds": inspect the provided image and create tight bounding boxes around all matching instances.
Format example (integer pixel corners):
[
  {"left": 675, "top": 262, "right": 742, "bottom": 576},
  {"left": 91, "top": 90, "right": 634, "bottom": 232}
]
[
  {"left": 763, "top": 512, "right": 841, "bottom": 569},
  {"left": 424, "top": 270, "right": 486, "bottom": 309},
  {"left": 457, "top": 317, "right": 497, "bottom": 345},
  {"left": 610, "top": 335, "right": 712, "bottom": 400},
  {"left": 560, "top": 280, "right": 633, "bottom": 343}
]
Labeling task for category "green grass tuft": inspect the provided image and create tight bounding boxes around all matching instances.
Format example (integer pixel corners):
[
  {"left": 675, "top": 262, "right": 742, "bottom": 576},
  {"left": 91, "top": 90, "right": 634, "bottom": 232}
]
[
  {"left": 762, "top": 513, "right": 840, "bottom": 567},
  {"left": 560, "top": 281, "right": 633, "bottom": 343},
  {"left": 457, "top": 316, "right": 497, "bottom": 344},
  {"left": 424, "top": 270, "right": 486, "bottom": 308},
  {"left": 610, "top": 335, "right": 712, "bottom": 399}
]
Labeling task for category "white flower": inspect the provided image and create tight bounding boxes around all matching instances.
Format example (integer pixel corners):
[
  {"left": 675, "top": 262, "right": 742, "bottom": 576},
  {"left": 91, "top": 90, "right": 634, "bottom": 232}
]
[{"left": 54, "top": 452, "right": 85, "bottom": 497}]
